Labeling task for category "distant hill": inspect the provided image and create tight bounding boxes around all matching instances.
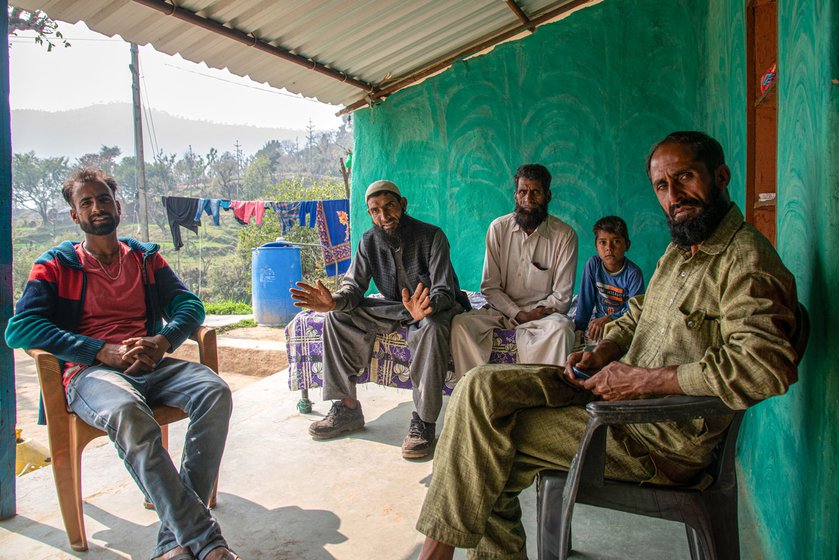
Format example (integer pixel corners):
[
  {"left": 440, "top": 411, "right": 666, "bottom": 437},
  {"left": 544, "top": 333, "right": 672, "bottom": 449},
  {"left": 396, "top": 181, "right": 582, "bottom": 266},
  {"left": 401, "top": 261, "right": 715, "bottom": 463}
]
[{"left": 11, "top": 103, "right": 307, "bottom": 159}]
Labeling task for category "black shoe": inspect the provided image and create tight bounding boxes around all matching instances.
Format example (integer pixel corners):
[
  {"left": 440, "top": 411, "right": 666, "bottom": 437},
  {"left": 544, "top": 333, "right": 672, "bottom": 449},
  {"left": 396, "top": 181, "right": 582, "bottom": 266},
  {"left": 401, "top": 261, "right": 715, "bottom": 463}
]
[
  {"left": 402, "top": 412, "right": 435, "bottom": 459},
  {"left": 308, "top": 401, "right": 365, "bottom": 439}
]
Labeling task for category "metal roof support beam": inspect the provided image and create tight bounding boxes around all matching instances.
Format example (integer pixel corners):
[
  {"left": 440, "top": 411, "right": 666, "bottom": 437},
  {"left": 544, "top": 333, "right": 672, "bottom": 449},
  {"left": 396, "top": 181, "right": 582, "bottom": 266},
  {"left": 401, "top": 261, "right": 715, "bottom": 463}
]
[
  {"left": 339, "top": 0, "right": 592, "bottom": 115},
  {"left": 132, "top": 0, "right": 377, "bottom": 95},
  {"left": 504, "top": 0, "right": 536, "bottom": 33}
]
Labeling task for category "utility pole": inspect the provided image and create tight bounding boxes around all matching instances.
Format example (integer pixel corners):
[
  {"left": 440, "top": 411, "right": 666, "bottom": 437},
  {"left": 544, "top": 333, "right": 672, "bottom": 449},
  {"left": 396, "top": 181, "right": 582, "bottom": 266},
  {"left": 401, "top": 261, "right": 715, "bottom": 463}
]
[
  {"left": 233, "top": 140, "right": 243, "bottom": 197},
  {"left": 130, "top": 43, "right": 150, "bottom": 241}
]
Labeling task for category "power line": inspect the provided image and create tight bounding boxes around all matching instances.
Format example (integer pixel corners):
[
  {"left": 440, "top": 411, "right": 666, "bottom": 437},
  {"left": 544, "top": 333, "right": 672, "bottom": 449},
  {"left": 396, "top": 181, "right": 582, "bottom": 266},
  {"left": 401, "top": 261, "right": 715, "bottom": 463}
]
[
  {"left": 162, "top": 63, "right": 328, "bottom": 105},
  {"left": 140, "top": 66, "right": 163, "bottom": 157},
  {"left": 141, "top": 100, "right": 160, "bottom": 157}
]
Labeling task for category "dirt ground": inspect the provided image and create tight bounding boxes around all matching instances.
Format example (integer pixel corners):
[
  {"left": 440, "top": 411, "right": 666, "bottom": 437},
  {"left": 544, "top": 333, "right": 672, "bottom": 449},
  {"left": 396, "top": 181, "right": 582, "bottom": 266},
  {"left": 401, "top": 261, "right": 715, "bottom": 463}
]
[
  {"left": 222, "top": 326, "right": 286, "bottom": 342},
  {"left": 170, "top": 325, "right": 288, "bottom": 391}
]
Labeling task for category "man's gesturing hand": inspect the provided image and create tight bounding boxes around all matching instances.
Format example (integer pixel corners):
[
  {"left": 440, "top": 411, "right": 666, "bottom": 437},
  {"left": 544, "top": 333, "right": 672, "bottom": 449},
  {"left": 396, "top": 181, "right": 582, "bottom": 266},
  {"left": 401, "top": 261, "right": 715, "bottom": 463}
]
[
  {"left": 290, "top": 280, "right": 336, "bottom": 312},
  {"left": 402, "top": 283, "right": 433, "bottom": 322}
]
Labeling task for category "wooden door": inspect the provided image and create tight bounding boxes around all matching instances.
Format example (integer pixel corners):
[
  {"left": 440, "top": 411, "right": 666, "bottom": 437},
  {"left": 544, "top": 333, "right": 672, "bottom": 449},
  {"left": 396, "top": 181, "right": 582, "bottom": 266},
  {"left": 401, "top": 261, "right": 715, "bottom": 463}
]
[{"left": 746, "top": 0, "right": 778, "bottom": 246}]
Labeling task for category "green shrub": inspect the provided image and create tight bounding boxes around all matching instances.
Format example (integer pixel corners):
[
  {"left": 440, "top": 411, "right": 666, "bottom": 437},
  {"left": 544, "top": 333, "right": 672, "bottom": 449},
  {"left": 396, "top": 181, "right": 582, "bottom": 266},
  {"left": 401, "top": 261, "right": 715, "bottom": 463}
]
[
  {"left": 204, "top": 300, "right": 253, "bottom": 315},
  {"left": 12, "top": 246, "right": 42, "bottom": 301},
  {"left": 215, "top": 318, "right": 258, "bottom": 333},
  {"left": 266, "top": 177, "right": 346, "bottom": 202},
  {"left": 203, "top": 256, "right": 251, "bottom": 304}
]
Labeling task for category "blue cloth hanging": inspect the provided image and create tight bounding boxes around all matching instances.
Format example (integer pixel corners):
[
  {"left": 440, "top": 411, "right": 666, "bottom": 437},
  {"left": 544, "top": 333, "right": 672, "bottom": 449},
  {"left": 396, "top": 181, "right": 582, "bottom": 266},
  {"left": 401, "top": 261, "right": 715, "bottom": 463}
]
[{"left": 316, "top": 199, "right": 351, "bottom": 277}]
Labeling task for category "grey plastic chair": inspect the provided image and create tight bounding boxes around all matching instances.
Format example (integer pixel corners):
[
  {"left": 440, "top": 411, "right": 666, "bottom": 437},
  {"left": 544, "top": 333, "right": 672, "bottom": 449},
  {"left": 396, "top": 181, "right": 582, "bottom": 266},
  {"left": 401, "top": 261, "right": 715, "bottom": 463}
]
[{"left": 536, "top": 303, "right": 809, "bottom": 560}]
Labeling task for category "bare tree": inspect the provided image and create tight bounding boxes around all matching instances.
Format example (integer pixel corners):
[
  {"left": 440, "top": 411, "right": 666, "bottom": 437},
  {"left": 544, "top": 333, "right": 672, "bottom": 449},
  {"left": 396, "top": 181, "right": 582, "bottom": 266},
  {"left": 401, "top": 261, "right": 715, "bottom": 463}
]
[
  {"left": 175, "top": 145, "right": 212, "bottom": 195},
  {"left": 207, "top": 151, "right": 240, "bottom": 199}
]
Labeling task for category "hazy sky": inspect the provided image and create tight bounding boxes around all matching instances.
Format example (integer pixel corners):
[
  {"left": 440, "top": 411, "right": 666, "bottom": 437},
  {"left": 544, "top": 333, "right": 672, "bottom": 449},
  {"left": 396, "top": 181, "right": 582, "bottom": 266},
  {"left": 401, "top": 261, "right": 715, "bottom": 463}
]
[{"left": 9, "top": 20, "right": 344, "bottom": 131}]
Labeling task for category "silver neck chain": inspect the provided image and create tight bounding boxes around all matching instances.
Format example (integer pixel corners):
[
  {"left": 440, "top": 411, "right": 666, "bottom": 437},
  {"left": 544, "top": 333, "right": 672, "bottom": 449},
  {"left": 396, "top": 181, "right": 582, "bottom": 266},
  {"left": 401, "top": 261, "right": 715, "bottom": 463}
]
[{"left": 82, "top": 242, "right": 123, "bottom": 281}]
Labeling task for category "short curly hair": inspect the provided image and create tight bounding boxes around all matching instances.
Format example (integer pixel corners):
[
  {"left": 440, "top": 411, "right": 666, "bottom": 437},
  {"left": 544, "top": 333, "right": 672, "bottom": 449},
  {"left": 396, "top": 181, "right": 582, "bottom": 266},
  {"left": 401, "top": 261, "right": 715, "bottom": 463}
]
[
  {"left": 62, "top": 167, "right": 118, "bottom": 206},
  {"left": 593, "top": 215, "right": 631, "bottom": 247},
  {"left": 645, "top": 131, "right": 725, "bottom": 179},
  {"left": 513, "top": 164, "right": 551, "bottom": 191}
]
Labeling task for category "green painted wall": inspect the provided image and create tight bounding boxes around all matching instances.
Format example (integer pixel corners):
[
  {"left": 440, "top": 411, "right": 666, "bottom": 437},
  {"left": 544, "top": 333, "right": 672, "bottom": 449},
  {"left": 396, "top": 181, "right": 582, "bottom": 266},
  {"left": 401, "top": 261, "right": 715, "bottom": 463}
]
[
  {"left": 704, "top": 0, "right": 747, "bottom": 212},
  {"left": 737, "top": 1, "right": 839, "bottom": 558},
  {"left": 352, "top": 0, "right": 839, "bottom": 556},
  {"left": 353, "top": 0, "right": 717, "bottom": 292}
]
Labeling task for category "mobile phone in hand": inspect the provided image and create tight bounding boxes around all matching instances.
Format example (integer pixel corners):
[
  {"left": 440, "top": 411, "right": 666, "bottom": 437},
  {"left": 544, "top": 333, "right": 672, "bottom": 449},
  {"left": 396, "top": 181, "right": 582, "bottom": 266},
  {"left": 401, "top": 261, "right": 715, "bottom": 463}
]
[{"left": 572, "top": 366, "right": 591, "bottom": 380}]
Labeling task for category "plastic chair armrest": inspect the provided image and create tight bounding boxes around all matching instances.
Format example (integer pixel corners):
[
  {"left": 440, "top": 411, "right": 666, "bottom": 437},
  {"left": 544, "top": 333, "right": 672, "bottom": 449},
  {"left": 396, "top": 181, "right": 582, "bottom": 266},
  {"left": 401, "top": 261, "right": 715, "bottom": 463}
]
[
  {"left": 191, "top": 326, "right": 219, "bottom": 374},
  {"left": 585, "top": 396, "right": 734, "bottom": 425},
  {"left": 26, "top": 348, "right": 71, "bottom": 414}
]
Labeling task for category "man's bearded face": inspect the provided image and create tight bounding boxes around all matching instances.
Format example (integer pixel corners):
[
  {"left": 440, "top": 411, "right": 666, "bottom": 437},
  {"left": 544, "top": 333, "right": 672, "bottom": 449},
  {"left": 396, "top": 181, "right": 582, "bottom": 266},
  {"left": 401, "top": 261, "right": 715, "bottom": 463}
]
[
  {"left": 649, "top": 143, "right": 730, "bottom": 248},
  {"left": 514, "top": 177, "right": 549, "bottom": 231},
  {"left": 367, "top": 192, "right": 405, "bottom": 234},
  {"left": 79, "top": 210, "right": 120, "bottom": 235},
  {"left": 665, "top": 179, "right": 730, "bottom": 247},
  {"left": 71, "top": 181, "right": 122, "bottom": 236}
]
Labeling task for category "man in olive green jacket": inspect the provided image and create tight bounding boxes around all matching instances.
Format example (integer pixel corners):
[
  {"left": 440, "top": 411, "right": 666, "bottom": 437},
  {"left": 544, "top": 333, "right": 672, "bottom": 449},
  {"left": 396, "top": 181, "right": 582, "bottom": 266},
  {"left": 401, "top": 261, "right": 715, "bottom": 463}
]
[{"left": 416, "top": 131, "right": 799, "bottom": 560}]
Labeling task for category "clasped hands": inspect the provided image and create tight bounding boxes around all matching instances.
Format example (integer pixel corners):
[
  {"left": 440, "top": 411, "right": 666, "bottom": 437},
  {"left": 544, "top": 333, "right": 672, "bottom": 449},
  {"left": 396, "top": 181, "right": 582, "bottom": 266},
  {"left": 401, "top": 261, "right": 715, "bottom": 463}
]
[
  {"left": 564, "top": 340, "right": 680, "bottom": 401},
  {"left": 290, "top": 280, "right": 433, "bottom": 322},
  {"left": 96, "top": 334, "right": 170, "bottom": 375}
]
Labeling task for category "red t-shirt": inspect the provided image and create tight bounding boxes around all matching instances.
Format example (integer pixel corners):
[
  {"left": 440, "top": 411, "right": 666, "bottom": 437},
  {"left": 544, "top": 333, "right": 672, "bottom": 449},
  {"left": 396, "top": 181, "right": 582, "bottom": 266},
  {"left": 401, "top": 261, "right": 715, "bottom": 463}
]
[{"left": 63, "top": 242, "right": 148, "bottom": 388}]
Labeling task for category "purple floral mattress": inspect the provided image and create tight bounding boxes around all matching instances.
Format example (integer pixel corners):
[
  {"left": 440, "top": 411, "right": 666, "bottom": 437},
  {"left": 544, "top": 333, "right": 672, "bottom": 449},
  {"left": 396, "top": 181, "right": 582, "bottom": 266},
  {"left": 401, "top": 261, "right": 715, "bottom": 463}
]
[{"left": 285, "top": 292, "right": 523, "bottom": 393}]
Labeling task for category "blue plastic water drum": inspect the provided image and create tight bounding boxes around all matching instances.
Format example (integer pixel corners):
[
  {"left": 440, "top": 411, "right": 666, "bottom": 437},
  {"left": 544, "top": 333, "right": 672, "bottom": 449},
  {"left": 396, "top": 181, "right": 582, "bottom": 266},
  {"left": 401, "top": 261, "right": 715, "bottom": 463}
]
[{"left": 251, "top": 242, "right": 303, "bottom": 326}]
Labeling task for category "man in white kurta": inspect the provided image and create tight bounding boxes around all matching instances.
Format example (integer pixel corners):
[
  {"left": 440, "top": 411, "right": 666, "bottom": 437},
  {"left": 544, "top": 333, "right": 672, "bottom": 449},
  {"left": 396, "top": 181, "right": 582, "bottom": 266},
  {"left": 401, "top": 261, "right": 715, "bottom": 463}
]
[{"left": 451, "top": 164, "right": 578, "bottom": 376}]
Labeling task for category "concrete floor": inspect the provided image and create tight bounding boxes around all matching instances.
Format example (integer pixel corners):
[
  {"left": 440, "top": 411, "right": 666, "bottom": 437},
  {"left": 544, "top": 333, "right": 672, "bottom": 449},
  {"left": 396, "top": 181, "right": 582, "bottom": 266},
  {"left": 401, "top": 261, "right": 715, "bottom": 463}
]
[{"left": 2, "top": 339, "right": 693, "bottom": 559}]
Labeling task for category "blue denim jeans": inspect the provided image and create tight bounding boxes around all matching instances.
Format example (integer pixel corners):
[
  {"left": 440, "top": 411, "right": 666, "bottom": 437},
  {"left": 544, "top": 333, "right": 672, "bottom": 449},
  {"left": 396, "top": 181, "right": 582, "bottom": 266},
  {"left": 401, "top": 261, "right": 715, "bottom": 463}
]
[{"left": 67, "top": 358, "right": 233, "bottom": 560}]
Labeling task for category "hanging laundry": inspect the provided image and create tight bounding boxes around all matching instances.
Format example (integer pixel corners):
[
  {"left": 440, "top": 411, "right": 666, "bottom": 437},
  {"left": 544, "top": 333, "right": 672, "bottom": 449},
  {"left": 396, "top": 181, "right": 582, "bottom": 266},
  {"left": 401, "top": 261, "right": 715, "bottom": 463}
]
[
  {"left": 269, "top": 201, "right": 302, "bottom": 234},
  {"left": 299, "top": 200, "right": 318, "bottom": 228},
  {"left": 230, "top": 200, "right": 266, "bottom": 226},
  {"left": 316, "top": 199, "right": 352, "bottom": 277},
  {"left": 162, "top": 196, "right": 200, "bottom": 251},
  {"left": 194, "top": 198, "right": 228, "bottom": 226}
]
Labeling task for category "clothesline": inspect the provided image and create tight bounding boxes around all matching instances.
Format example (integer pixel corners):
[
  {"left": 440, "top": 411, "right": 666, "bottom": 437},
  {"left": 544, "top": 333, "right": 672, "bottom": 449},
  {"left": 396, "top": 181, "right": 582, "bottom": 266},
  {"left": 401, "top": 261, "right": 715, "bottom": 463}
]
[{"left": 161, "top": 196, "right": 351, "bottom": 277}]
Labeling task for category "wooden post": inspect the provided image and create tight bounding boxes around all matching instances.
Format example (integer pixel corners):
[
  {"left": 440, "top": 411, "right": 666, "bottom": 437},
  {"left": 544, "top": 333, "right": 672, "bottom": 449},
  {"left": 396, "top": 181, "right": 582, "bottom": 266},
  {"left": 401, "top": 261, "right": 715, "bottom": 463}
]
[
  {"left": 0, "top": 0, "right": 18, "bottom": 520},
  {"left": 339, "top": 156, "right": 350, "bottom": 200}
]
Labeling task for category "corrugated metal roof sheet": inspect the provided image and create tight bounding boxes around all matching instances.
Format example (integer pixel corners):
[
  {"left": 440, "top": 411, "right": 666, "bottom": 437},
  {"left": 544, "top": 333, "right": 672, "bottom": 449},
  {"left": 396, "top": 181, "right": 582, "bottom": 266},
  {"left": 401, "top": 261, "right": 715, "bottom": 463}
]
[{"left": 12, "top": 0, "right": 598, "bottom": 111}]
